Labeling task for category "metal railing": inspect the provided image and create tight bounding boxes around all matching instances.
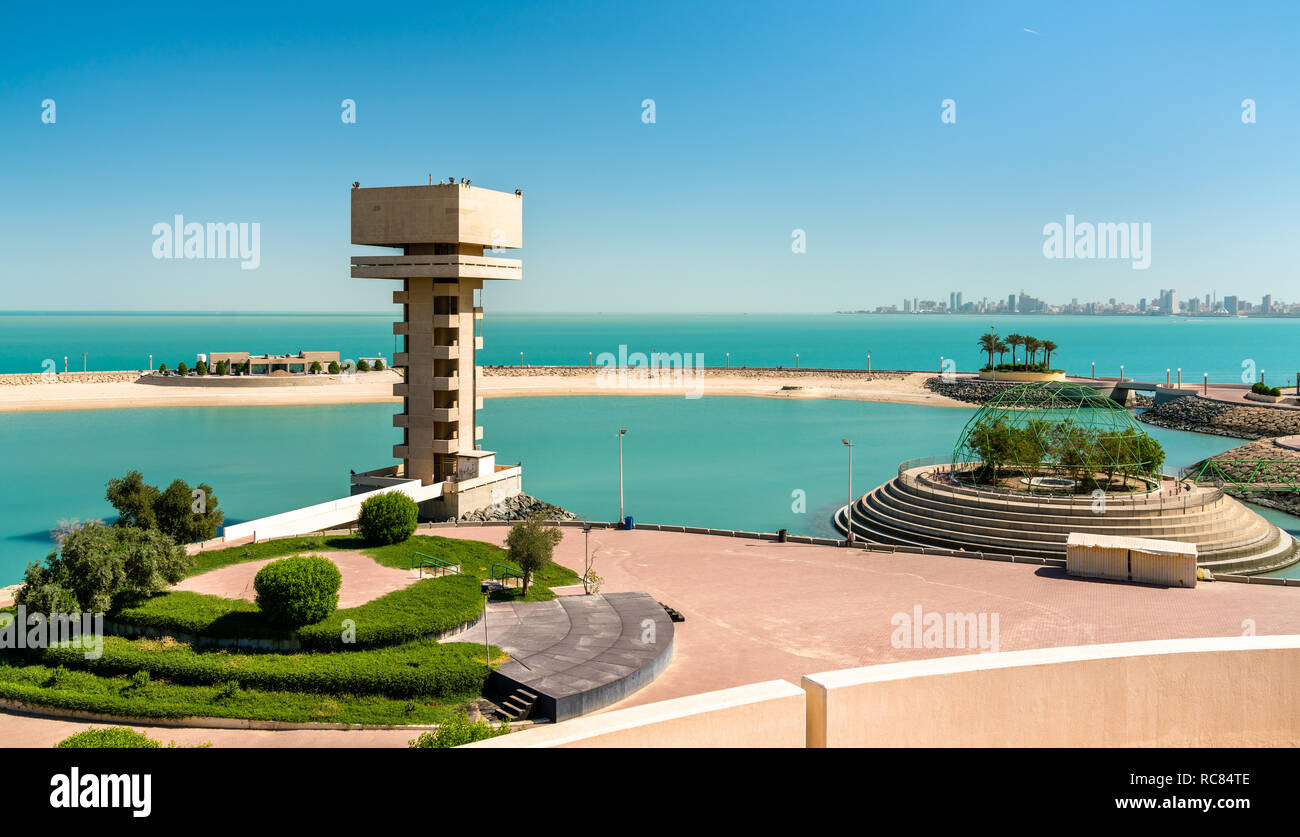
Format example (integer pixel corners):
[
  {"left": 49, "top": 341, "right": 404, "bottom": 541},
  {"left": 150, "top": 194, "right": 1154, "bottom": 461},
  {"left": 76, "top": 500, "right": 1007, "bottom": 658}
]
[
  {"left": 491, "top": 563, "right": 525, "bottom": 587},
  {"left": 1186, "top": 459, "right": 1300, "bottom": 492},
  {"left": 412, "top": 552, "right": 461, "bottom": 577}
]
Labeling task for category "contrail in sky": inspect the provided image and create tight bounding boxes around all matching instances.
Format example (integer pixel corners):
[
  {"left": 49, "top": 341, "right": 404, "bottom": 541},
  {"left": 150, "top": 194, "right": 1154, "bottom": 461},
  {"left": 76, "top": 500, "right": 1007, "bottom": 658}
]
[{"left": 1023, "top": 28, "right": 1040, "bottom": 35}]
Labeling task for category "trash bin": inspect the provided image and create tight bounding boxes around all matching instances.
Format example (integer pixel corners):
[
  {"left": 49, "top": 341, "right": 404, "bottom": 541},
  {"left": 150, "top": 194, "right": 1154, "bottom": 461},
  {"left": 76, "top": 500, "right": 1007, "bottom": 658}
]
[
  {"left": 624, "top": 515, "right": 634, "bottom": 530},
  {"left": 777, "top": 528, "right": 788, "bottom": 543}
]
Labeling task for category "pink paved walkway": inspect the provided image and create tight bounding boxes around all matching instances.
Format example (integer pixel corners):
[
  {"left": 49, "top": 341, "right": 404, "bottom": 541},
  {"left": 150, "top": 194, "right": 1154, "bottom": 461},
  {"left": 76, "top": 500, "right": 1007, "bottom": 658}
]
[
  {"left": 441, "top": 528, "right": 1300, "bottom": 713},
  {"left": 6, "top": 527, "right": 1300, "bottom": 746},
  {"left": 171, "top": 550, "right": 417, "bottom": 607}
]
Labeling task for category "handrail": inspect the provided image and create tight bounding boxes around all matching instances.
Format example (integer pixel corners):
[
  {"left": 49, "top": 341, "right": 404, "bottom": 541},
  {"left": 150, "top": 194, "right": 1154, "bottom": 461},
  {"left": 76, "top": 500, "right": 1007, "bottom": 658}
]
[
  {"left": 412, "top": 551, "right": 461, "bottom": 577},
  {"left": 491, "top": 563, "right": 525, "bottom": 586}
]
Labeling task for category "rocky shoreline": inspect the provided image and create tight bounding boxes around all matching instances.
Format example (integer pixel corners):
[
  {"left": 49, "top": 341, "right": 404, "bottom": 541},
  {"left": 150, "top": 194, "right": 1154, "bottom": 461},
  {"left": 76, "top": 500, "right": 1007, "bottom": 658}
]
[
  {"left": 456, "top": 493, "right": 579, "bottom": 523},
  {"left": 1137, "top": 395, "right": 1300, "bottom": 440}
]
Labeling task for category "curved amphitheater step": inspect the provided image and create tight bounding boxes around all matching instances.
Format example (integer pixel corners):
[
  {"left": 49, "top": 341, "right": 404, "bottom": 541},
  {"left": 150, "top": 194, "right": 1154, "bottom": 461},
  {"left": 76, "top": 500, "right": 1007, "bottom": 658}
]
[{"left": 834, "top": 465, "right": 1300, "bottom": 575}]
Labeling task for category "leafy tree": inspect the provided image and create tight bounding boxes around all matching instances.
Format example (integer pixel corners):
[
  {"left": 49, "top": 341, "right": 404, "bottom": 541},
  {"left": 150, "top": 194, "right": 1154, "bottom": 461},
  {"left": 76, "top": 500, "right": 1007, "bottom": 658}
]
[
  {"left": 195, "top": 360, "right": 208, "bottom": 376},
  {"left": 374, "top": 358, "right": 385, "bottom": 371},
  {"left": 176, "top": 361, "right": 189, "bottom": 375},
  {"left": 328, "top": 360, "right": 341, "bottom": 374},
  {"left": 216, "top": 359, "right": 229, "bottom": 376},
  {"left": 506, "top": 514, "right": 563, "bottom": 597},
  {"left": 154, "top": 479, "right": 223, "bottom": 543},
  {"left": 309, "top": 361, "right": 323, "bottom": 374},
  {"left": 105, "top": 471, "right": 222, "bottom": 544},
  {"left": 105, "top": 471, "right": 160, "bottom": 530},
  {"left": 357, "top": 359, "right": 372, "bottom": 372},
  {"left": 157, "top": 363, "right": 167, "bottom": 373},
  {"left": 17, "top": 522, "right": 190, "bottom": 612}
]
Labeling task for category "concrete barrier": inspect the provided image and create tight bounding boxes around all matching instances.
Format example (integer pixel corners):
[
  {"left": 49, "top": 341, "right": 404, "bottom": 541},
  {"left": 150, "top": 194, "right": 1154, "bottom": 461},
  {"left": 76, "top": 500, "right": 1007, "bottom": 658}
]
[
  {"left": 463, "top": 680, "right": 807, "bottom": 748},
  {"left": 802, "top": 635, "right": 1300, "bottom": 747}
]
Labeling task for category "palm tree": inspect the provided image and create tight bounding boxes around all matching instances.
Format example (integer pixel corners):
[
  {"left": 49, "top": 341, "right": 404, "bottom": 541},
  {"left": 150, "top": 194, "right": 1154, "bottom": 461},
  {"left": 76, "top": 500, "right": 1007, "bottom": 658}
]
[
  {"left": 995, "top": 339, "right": 1009, "bottom": 366},
  {"left": 1005, "top": 333, "right": 1024, "bottom": 366},
  {"left": 1042, "top": 339, "right": 1058, "bottom": 370},
  {"left": 1023, "top": 336, "right": 1041, "bottom": 367},
  {"left": 977, "top": 333, "right": 999, "bottom": 370}
]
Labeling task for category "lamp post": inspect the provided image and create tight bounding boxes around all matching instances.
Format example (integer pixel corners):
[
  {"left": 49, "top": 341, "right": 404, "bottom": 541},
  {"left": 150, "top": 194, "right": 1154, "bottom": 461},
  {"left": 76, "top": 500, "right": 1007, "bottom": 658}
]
[
  {"left": 582, "top": 523, "right": 593, "bottom": 594},
  {"left": 1091, "top": 361, "right": 1095, "bottom": 379},
  {"left": 82, "top": 352, "right": 87, "bottom": 373},
  {"left": 1177, "top": 368, "right": 1181, "bottom": 389},
  {"left": 148, "top": 354, "right": 153, "bottom": 372},
  {"left": 1203, "top": 372, "right": 1208, "bottom": 396},
  {"left": 617, "top": 429, "right": 627, "bottom": 527},
  {"left": 842, "top": 439, "right": 855, "bottom": 545},
  {"left": 867, "top": 352, "right": 871, "bottom": 373}
]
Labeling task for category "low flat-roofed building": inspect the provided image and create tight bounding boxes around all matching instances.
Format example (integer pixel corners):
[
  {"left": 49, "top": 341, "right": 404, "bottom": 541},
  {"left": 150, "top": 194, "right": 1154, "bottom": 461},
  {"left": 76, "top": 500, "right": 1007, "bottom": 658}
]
[
  {"left": 207, "top": 350, "right": 340, "bottom": 375},
  {"left": 1066, "top": 532, "right": 1198, "bottom": 588}
]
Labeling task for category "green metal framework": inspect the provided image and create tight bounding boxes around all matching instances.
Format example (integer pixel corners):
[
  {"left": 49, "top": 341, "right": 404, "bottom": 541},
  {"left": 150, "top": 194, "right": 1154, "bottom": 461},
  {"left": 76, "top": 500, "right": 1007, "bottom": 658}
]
[
  {"left": 1188, "top": 459, "right": 1300, "bottom": 492},
  {"left": 951, "top": 381, "right": 1163, "bottom": 487},
  {"left": 411, "top": 552, "right": 461, "bottom": 577}
]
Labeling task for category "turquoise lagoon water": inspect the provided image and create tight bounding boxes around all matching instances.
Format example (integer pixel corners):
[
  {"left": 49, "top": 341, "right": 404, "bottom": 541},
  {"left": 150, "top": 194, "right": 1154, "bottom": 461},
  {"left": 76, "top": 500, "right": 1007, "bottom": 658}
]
[
  {"left": 5, "top": 312, "right": 1300, "bottom": 384},
  {"left": 3, "top": 396, "right": 1296, "bottom": 586}
]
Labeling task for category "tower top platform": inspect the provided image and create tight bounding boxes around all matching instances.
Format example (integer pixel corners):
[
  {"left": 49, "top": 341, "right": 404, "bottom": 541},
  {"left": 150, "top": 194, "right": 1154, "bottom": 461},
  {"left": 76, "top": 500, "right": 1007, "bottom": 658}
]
[{"left": 351, "top": 182, "right": 522, "bottom": 249}]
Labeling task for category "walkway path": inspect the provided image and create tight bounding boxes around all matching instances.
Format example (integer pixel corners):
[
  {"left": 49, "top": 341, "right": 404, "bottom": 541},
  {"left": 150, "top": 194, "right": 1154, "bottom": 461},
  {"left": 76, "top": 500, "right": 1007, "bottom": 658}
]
[{"left": 172, "top": 550, "right": 417, "bottom": 607}]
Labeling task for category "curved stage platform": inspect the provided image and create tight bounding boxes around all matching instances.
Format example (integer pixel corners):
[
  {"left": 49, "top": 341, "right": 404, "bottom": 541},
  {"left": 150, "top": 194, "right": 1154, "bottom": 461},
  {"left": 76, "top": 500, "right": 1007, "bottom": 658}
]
[
  {"left": 480, "top": 592, "right": 674, "bottom": 723},
  {"left": 835, "top": 465, "right": 1300, "bottom": 575}
]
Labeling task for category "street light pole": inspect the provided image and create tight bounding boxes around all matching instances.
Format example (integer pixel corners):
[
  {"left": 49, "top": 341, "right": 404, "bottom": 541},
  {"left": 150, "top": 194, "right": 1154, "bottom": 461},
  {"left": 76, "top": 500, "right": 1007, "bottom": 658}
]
[
  {"left": 582, "top": 523, "right": 592, "bottom": 593},
  {"left": 842, "top": 439, "right": 855, "bottom": 544},
  {"left": 617, "top": 429, "right": 627, "bottom": 526}
]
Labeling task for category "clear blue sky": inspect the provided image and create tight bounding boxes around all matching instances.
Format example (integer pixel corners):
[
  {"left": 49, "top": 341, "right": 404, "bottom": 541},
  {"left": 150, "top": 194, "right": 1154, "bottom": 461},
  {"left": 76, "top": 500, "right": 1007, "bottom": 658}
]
[{"left": 2, "top": 1, "right": 1296, "bottom": 313}]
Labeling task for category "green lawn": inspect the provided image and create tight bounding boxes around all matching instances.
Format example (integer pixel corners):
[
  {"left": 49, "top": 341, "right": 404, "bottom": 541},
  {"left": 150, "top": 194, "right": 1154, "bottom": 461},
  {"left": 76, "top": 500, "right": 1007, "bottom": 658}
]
[{"left": 364, "top": 534, "right": 582, "bottom": 602}]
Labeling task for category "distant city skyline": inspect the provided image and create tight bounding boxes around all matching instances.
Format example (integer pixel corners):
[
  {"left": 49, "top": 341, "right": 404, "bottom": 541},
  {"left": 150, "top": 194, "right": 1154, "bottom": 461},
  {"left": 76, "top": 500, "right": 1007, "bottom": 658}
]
[
  {"left": 4, "top": 2, "right": 1300, "bottom": 313},
  {"left": 857, "top": 288, "right": 1296, "bottom": 317}
]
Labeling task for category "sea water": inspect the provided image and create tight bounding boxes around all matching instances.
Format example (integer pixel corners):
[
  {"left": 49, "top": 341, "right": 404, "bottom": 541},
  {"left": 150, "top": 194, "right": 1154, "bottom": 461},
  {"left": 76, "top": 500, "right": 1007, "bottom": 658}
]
[{"left": 2, "top": 395, "right": 1296, "bottom": 586}]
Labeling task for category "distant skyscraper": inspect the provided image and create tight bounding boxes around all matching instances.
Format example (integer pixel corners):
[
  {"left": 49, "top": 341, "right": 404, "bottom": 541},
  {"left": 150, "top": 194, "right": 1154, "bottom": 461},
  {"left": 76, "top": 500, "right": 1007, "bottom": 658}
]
[
  {"left": 1139, "top": 298, "right": 1146, "bottom": 312},
  {"left": 1263, "top": 294, "right": 1272, "bottom": 314},
  {"left": 1224, "top": 295, "right": 1239, "bottom": 315},
  {"left": 1008, "top": 293, "right": 1016, "bottom": 312}
]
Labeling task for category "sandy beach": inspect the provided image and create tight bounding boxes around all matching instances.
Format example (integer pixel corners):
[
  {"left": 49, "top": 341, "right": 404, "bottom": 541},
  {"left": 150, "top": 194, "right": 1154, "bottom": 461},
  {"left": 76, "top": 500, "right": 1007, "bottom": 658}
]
[{"left": 0, "top": 368, "right": 967, "bottom": 412}]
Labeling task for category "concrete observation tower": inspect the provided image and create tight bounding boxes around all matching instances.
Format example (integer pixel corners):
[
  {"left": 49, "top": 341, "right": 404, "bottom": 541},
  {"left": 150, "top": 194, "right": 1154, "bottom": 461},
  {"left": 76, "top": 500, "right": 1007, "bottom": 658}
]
[{"left": 348, "top": 181, "right": 523, "bottom": 518}]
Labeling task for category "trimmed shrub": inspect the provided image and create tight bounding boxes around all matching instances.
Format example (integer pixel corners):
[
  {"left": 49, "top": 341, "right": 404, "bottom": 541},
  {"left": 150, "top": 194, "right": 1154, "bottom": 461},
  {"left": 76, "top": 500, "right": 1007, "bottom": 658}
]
[
  {"left": 216, "top": 359, "right": 228, "bottom": 376},
  {"left": 1251, "top": 382, "right": 1282, "bottom": 397},
  {"left": 357, "top": 359, "right": 371, "bottom": 372},
  {"left": 34, "top": 635, "right": 492, "bottom": 698},
  {"left": 254, "top": 556, "right": 341, "bottom": 626},
  {"left": 357, "top": 493, "right": 418, "bottom": 545},
  {"left": 328, "top": 361, "right": 340, "bottom": 374},
  {"left": 309, "top": 361, "right": 322, "bottom": 374},
  {"left": 55, "top": 727, "right": 160, "bottom": 749},
  {"left": 374, "top": 358, "right": 385, "bottom": 371},
  {"left": 176, "top": 362, "right": 189, "bottom": 376},
  {"left": 196, "top": 360, "right": 208, "bottom": 376},
  {"left": 409, "top": 712, "right": 510, "bottom": 748}
]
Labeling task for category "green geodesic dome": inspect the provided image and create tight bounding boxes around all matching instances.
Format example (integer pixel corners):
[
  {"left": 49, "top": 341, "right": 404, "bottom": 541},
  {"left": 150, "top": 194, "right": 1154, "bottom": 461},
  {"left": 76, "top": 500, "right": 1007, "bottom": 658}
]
[{"left": 951, "top": 382, "right": 1165, "bottom": 488}]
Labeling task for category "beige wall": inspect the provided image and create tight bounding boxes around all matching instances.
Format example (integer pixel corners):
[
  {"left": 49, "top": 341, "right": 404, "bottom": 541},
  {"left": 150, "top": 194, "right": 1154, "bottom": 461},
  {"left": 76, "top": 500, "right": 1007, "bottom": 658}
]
[
  {"left": 463, "top": 680, "right": 806, "bottom": 748},
  {"left": 802, "top": 635, "right": 1300, "bottom": 748},
  {"left": 461, "top": 637, "right": 1300, "bottom": 748}
]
